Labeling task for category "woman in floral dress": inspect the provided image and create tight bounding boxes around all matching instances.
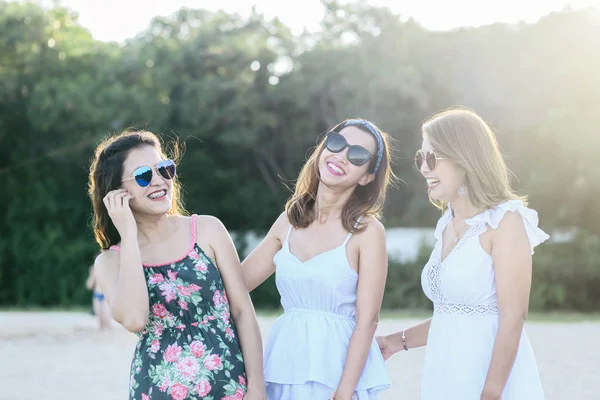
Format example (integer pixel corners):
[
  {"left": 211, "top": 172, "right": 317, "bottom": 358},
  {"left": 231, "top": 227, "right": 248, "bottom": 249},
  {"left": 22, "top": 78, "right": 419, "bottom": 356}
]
[{"left": 88, "top": 130, "right": 266, "bottom": 400}]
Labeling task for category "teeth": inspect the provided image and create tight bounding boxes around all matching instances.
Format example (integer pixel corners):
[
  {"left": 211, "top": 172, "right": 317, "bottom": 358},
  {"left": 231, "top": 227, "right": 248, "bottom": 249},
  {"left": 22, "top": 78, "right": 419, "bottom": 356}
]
[
  {"left": 328, "top": 162, "right": 344, "bottom": 174},
  {"left": 427, "top": 178, "right": 440, "bottom": 185},
  {"left": 148, "top": 190, "right": 166, "bottom": 199}
]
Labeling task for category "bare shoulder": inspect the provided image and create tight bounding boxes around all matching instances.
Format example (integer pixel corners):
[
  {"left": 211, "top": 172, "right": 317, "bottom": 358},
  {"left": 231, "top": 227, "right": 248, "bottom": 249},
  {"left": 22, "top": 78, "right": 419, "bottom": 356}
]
[
  {"left": 354, "top": 216, "right": 387, "bottom": 260},
  {"left": 356, "top": 216, "right": 386, "bottom": 240},
  {"left": 270, "top": 211, "right": 290, "bottom": 238},
  {"left": 354, "top": 217, "right": 387, "bottom": 275},
  {"left": 193, "top": 215, "right": 231, "bottom": 247},
  {"left": 94, "top": 249, "right": 119, "bottom": 270},
  {"left": 195, "top": 214, "right": 227, "bottom": 231}
]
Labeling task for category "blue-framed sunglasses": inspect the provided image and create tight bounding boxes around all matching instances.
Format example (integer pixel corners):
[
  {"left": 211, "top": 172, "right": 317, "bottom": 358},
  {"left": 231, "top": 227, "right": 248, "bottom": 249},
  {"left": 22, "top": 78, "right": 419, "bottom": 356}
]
[{"left": 122, "top": 159, "right": 176, "bottom": 187}]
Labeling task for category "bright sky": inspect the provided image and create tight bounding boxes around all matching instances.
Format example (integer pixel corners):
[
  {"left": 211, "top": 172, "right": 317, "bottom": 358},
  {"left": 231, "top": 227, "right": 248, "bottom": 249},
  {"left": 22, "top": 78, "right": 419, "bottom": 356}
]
[{"left": 38, "top": 0, "right": 599, "bottom": 43}]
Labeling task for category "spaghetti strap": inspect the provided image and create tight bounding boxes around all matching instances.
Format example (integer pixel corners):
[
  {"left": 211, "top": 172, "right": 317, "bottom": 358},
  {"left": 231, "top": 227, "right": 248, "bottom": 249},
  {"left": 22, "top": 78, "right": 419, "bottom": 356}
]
[
  {"left": 190, "top": 214, "right": 198, "bottom": 248},
  {"left": 353, "top": 215, "right": 364, "bottom": 229},
  {"left": 342, "top": 215, "right": 364, "bottom": 246},
  {"left": 109, "top": 245, "right": 120, "bottom": 252},
  {"left": 284, "top": 224, "right": 293, "bottom": 244},
  {"left": 342, "top": 232, "right": 353, "bottom": 246}
]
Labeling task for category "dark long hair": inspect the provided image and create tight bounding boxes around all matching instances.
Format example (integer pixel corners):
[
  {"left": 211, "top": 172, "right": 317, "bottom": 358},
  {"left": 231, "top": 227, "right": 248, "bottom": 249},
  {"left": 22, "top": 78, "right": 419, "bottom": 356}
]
[
  {"left": 88, "top": 130, "right": 187, "bottom": 250},
  {"left": 286, "top": 119, "right": 397, "bottom": 233}
]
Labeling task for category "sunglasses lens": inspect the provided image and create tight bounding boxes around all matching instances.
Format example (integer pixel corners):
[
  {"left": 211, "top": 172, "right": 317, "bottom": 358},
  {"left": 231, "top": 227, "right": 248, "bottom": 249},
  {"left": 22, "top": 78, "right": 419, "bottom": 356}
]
[
  {"left": 426, "top": 151, "right": 437, "bottom": 170},
  {"left": 347, "top": 146, "right": 371, "bottom": 167},
  {"left": 134, "top": 166, "right": 153, "bottom": 187},
  {"left": 157, "top": 160, "right": 176, "bottom": 180},
  {"left": 325, "top": 132, "right": 347, "bottom": 153},
  {"left": 414, "top": 151, "right": 424, "bottom": 170}
]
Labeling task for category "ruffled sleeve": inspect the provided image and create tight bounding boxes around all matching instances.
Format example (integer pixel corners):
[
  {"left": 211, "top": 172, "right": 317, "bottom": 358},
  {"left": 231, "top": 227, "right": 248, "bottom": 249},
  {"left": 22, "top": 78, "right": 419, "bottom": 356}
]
[{"left": 466, "top": 200, "right": 550, "bottom": 254}]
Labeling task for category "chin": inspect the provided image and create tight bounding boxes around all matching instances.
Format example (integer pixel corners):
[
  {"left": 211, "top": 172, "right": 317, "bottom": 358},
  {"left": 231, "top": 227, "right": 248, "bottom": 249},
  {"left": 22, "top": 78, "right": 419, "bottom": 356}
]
[
  {"left": 318, "top": 165, "right": 337, "bottom": 184},
  {"left": 318, "top": 175, "right": 337, "bottom": 189},
  {"left": 321, "top": 173, "right": 352, "bottom": 189},
  {"left": 157, "top": 201, "right": 173, "bottom": 214},
  {"left": 142, "top": 200, "right": 173, "bottom": 215},
  {"left": 428, "top": 188, "right": 448, "bottom": 202}
]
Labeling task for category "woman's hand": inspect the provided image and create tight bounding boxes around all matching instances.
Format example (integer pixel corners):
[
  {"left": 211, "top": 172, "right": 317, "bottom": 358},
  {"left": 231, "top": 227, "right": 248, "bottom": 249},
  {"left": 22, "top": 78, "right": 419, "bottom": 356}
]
[
  {"left": 376, "top": 335, "right": 396, "bottom": 360},
  {"left": 103, "top": 189, "right": 137, "bottom": 238},
  {"left": 243, "top": 388, "right": 267, "bottom": 400},
  {"left": 330, "top": 391, "right": 357, "bottom": 400}
]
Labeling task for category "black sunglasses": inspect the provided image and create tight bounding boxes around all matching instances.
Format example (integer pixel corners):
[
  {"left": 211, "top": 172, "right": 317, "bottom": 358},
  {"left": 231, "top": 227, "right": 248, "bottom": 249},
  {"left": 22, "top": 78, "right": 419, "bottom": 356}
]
[
  {"left": 414, "top": 150, "right": 446, "bottom": 171},
  {"left": 325, "top": 132, "right": 372, "bottom": 167},
  {"left": 122, "top": 159, "right": 176, "bottom": 187}
]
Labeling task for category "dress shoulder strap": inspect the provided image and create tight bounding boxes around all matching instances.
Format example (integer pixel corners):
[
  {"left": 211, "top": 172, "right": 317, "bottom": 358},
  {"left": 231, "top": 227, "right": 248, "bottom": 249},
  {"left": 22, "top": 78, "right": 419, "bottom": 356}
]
[
  {"left": 284, "top": 224, "right": 293, "bottom": 244},
  {"left": 190, "top": 214, "right": 198, "bottom": 247},
  {"left": 342, "top": 215, "right": 363, "bottom": 246}
]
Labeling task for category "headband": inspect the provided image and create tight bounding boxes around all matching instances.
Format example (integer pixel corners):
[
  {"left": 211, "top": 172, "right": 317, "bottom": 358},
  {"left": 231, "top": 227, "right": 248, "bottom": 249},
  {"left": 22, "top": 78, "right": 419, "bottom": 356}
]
[{"left": 340, "top": 119, "right": 384, "bottom": 174}]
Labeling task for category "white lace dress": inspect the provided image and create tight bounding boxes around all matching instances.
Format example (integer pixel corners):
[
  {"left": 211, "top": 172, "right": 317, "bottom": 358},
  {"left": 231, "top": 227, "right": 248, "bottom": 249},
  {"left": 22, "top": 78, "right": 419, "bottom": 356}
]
[{"left": 420, "top": 200, "right": 549, "bottom": 400}]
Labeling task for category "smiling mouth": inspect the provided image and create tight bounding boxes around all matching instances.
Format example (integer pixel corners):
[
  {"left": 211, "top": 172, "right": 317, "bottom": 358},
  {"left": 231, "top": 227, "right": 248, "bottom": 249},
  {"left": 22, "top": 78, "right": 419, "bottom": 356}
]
[
  {"left": 426, "top": 178, "right": 440, "bottom": 188},
  {"left": 327, "top": 162, "right": 345, "bottom": 175},
  {"left": 148, "top": 190, "right": 167, "bottom": 199}
]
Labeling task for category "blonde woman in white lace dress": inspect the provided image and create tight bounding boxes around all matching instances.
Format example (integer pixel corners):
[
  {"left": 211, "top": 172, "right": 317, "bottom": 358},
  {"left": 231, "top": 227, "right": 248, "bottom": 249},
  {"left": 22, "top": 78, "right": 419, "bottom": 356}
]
[{"left": 377, "top": 107, "right": 548, "bottom": 400}]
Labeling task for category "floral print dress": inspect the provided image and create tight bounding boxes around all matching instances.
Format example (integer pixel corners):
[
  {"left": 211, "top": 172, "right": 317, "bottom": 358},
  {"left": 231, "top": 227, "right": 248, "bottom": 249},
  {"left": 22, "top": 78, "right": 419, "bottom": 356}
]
[{"left": 110, "top": 215, "right": 247, "bottom": 400}]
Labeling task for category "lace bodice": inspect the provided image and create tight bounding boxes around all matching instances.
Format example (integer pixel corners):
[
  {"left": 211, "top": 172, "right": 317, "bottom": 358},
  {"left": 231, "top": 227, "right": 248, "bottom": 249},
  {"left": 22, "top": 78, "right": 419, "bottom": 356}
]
[{"left": 421, "top": 200, "right": 550, "bottom": 316}]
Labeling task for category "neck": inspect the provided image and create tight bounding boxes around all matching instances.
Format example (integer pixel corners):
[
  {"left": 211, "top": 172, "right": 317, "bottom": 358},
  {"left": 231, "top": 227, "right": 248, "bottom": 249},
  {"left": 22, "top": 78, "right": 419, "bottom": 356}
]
[
  {"left": 134, "top": 213, "right": 174, "bottom": 245},
  {"left": 449, "top": 195, "right": 482, "bottom": 221},
  {"left": 314, "top": 182, "right": 353, "bottom": 224}
]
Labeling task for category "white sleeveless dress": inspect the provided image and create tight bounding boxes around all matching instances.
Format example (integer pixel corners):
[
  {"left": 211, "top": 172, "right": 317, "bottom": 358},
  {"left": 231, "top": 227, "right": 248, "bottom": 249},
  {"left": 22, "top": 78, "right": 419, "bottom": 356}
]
[
  {"left": 264, "top": 224, "right": 391, "bottom": 400},
  {"left": 421, "top": 200, "right": 549, "bottom": 399}
]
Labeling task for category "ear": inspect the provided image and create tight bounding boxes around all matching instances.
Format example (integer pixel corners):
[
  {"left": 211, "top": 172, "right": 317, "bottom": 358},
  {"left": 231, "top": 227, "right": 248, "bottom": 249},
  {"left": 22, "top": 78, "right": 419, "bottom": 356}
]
[{"left": 358, "top": 172, "right": 375, "bottom": 186}]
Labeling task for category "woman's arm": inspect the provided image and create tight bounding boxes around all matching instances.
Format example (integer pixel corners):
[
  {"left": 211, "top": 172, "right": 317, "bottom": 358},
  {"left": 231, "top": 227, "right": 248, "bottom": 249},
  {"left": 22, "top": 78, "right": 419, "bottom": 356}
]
[
  {"left": 95, "top": 189, "right": 149, "bottom": 333},
  {"left": 481, "top": 211, "right": 533, "bottom": 400},
  {"left": 240, "top": 212, "right": 288, "bottom": 291},
  {"left": 94, "top": 240, "right": 149, "bottom": 332},
  {"left": 333, "top": 219, "right": 388, "bottom": 400},
  {"left": 206, "top": 216, "right": 266, "bottom": 398}
]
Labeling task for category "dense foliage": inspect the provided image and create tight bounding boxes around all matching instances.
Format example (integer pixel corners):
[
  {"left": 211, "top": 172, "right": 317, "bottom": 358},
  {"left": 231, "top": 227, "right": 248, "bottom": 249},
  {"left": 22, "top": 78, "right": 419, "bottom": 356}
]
[{"left": 1, "top": 1, "right": 598, "bottom": 311}]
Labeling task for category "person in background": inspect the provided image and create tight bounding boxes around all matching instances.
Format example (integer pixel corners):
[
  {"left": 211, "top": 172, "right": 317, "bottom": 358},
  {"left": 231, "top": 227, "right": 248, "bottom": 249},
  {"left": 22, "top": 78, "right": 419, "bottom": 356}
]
[{"left": 85, "top": 258, "right": 112, "bottom": 330}]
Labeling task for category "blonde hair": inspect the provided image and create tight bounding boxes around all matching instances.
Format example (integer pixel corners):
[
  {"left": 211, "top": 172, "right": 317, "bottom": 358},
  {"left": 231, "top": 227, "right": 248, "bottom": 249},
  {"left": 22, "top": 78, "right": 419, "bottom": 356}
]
[
  {"left": 422, "top": 106, "right": 526, "bottom": 212},
  {"left": 285, "top": 119, "right": 396, "bottom": 233}
]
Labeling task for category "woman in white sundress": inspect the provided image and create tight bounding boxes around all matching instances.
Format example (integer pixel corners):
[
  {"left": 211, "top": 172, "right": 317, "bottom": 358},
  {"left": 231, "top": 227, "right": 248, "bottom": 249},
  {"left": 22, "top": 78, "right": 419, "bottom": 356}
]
[
  {"left": 242, "top": 118, "right": 395, "bottom": 400},
  {"left": 377, "top": 107, "right": 548, "bottom": 400}
]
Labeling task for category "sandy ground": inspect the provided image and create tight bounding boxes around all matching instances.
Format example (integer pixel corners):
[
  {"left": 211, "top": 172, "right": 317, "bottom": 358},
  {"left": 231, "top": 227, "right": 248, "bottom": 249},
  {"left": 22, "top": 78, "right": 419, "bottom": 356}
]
[{"left": 0, "top": 312, "right": 598, "bottom": 400}]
